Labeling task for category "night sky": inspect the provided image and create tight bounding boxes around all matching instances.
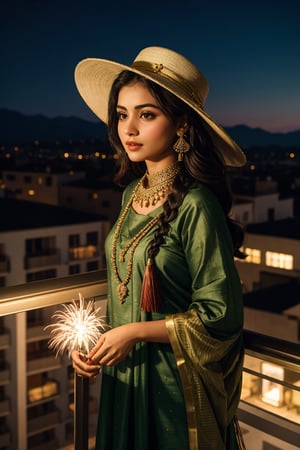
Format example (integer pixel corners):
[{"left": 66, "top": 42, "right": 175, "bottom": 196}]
[{"left": 1, "top": 0, "right": 300, "bottom": 132}]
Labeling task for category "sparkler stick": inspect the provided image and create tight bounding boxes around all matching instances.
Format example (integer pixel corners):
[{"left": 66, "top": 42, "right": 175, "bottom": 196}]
[{"left": 45, "top": 293, "right": 107, "bottom": 450}]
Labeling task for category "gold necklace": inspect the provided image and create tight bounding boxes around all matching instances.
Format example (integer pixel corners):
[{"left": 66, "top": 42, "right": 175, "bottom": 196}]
[
  {"left": 133, "top": 162, "right": 179, "bottom": 207},
  {"left": 111, "top": 190, "right": 162, "bottom": 304}
]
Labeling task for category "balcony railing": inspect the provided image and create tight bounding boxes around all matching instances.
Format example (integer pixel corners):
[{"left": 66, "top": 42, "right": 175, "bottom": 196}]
[
  {"left": 0, "top": 270, "right": 299, "bottom": 450},
  {"left": 239, "top": 330, "right": 300, "bottom": 449},
  {"left": 24, "top": 250, "right": 61, "bottom": 269}
]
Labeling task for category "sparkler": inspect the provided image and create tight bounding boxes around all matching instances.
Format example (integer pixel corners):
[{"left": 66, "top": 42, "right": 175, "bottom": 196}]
[
  {"left": 46, "top": 292, "right": 107, "bottom": 357},
  {"left": 45, "top": 293, "right": 108, "bottom": 450}
]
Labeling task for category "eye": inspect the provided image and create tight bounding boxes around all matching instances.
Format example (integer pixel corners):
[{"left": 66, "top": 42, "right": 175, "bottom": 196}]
[
  {"left": 117, "top": 111, "right": 127, "bottom": 120},
  {"left": 140, "top": 111, "right": 156, "bottom": 120}
]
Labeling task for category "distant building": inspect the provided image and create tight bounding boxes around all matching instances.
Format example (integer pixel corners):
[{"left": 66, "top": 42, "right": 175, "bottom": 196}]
[
  {"left": 60, "top": 179, "right": 122, "bottom": 226},
  {"left": 1, "top": 168, "right": 86, "bottom": 206},
  {"left": 232, "top": 178, "right": 294, "bottom": 225},
  {"left": 0, "top": 166, "right": 123, "bottom": 227}
]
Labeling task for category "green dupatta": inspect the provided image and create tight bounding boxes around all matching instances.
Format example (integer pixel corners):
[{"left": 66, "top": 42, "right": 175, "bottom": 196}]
[{"left": 166, "top": 308, "right": 245, "bottom": 450}]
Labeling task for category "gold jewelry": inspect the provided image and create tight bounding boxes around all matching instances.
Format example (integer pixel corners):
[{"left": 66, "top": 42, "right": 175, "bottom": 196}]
[
  {"left": 111, "top": 191, "right": 162, "bottom": 304},
  {"left": 133, "top": 162, "right": 179, "bottom": 207},
  {"left": 173, "top": 129, "right": 190, "bottom": 161}
]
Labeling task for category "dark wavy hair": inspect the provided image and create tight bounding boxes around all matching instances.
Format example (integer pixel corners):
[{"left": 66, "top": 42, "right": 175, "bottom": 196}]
[{"left": 107, "top": 70, "right": 245, "bottom": 259}]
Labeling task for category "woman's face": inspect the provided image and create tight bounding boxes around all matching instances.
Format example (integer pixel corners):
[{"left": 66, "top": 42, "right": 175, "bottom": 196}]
[{"left": 116, "top": 82, "right": 179, "bottom": 170}]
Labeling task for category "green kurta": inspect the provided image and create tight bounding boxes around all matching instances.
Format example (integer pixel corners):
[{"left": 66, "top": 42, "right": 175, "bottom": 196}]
[{"left": 95, "top": 181, "right": 244, "bottom": 450}]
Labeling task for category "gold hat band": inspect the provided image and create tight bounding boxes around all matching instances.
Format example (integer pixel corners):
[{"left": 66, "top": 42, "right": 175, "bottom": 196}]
[{"left": 131, "top": 60, "right": 204, "bottom": 107}]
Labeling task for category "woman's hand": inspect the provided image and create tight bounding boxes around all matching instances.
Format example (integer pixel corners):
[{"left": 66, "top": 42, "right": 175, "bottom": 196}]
[
  {"left": 87, "top": 323, "right": 139, "bottom": 367},
  {"left": 71, "top": 350, "right": 101, "bottom": 378}
]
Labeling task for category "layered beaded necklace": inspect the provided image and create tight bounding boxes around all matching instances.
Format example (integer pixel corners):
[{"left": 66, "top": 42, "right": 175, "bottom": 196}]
[{"left": 111, "top": 163, "right": 179, "bottom": 304}]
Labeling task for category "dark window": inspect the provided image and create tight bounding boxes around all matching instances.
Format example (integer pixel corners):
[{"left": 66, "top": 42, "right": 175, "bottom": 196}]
[
  {"left": 45, "top": 176, "right": 52, "bottom": 186},
  {"left": 25, "top": 237, "right": 55, "bottom": 256},
  {"left": 26, "top": 269, "right": 56, "bottom": 282},
  {"left": 86, "top": 231, "right": 98, "bottom": 245},
  {"left": 6, "top": 174, "right": 16, "bottom": 181},
  {"left": 69, "top": 264, "right": 80, "bottom": 275},
  {"left": 87, "top": 261, "right": 98, "bottom": 271},
  {"left": 69, "top": 234, "right": 80, "bottom": 247}
]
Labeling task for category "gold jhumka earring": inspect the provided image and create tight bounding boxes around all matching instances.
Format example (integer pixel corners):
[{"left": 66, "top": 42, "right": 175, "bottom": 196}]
[{"left": 173, "top": 129, "right": 190, "bottom": 161}]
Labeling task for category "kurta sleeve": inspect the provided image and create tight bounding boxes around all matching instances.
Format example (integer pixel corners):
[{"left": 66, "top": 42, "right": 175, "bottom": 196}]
[{"left": 176, "top": 185, "right": 243, "bottom": 338}]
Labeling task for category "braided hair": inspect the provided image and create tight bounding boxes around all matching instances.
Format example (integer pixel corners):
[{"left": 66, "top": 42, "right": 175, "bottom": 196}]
[{"left": 108, "top": 70, "right": 245, "bottom": 259}]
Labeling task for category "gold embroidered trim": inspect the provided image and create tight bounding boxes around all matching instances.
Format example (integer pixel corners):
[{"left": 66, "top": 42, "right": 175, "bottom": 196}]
[
  {"left": 233, "top": 415, "right": 247, "bottom": 450},
  {"left": 165, "top": 316, "right": 198, "bottom": 450}
]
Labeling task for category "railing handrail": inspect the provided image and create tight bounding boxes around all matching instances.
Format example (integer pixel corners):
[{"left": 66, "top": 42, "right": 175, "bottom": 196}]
[
  {"left": 0, "top": 270, "right": 107, "bottom": 316},
  {"left": 243, "top": 329, "right": 300, "bottom": 371}
]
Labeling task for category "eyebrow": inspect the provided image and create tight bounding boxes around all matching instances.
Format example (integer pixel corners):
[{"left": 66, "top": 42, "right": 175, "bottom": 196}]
[{"left": 116, "top": 103, "right": 161, "bottom": 111}]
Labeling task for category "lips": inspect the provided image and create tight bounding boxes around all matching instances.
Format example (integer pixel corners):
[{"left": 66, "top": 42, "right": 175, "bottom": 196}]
[{"left": 125, "top": 141, "right": 142, "bottom": 151}]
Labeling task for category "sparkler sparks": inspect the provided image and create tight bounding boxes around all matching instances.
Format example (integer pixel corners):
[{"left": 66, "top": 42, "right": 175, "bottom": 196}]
[{"left": 45, "top": 293, "right": 108, "bottom": 357}]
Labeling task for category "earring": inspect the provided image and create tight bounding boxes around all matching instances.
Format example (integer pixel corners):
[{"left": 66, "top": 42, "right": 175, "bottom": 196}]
[{"left": 173, "top": 129, "right": 190, "bottom": 161}]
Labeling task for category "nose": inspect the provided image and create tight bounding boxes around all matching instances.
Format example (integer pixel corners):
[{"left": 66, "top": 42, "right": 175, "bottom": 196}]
[{"left": 124, "top": 118, "right": 139, "bottom": 136}]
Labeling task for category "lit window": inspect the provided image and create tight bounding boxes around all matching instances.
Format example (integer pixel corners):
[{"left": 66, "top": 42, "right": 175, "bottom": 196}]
[
  {"left": 261, "top": 362, "right": 284, "bottom": 407},
  {"left": 28, "top": 189, "right": 35, "bottom": 196},
  {"left": 265, "top": 251, "right": 294, "bottom": 270},
  {"left": 239, "top": 247, "right": 261, "bottom": 264},
  {"left": 88, "top": 192, "right": 98, "bottom": 200}
]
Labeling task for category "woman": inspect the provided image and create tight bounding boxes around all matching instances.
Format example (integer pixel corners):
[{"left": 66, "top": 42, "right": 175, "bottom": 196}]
[{"left": 72, "top": 46, "right": 247, "bottom": 450}]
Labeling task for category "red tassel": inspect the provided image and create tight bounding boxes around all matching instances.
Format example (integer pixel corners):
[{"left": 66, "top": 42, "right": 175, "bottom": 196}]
[{"left": 140, "top": 258, "right": 161, "bottom": 312}]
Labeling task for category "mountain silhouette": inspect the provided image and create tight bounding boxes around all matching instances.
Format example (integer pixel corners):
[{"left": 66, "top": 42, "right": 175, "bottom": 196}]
[
  {"left": 0, "top": 108, "right": 299, "bottom": 148},
  {"left": 0, "top": 109, "right": 107, "bottom": 145},
  {"left": 226, "top": 124, "right": 300, "bottom": 148}
]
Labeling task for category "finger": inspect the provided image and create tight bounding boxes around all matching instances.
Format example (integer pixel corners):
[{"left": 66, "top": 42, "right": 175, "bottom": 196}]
[
  {"left": 99, "top": 353, "right": 123, "bottom": 366},
  {"left": 88, "top": 336, "right": 105, "bottom": 359},
  {"left": 72, "top": 363, "right": 100, "bottom": 378},
  {"left": 73, "top": 358, "right": 100, "bottom": 373}
]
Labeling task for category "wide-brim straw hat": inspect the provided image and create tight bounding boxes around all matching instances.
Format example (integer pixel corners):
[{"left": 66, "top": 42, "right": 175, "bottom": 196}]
[{"left": 74, "top": 46, "right": 246, "bottom": 167}]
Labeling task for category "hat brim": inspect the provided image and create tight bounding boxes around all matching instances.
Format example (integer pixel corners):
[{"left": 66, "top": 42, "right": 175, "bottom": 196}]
[{"left": 75, "top": 58, "right": 246, "bottom": 167}]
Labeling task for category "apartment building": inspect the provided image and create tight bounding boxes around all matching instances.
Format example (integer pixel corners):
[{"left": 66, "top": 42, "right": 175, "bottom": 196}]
[
  {"left": 0, "top": 199, "right": 109, "bottom": 449},
  {"left": 0, "top": 198, "right": 110, "bottom": 288}
]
